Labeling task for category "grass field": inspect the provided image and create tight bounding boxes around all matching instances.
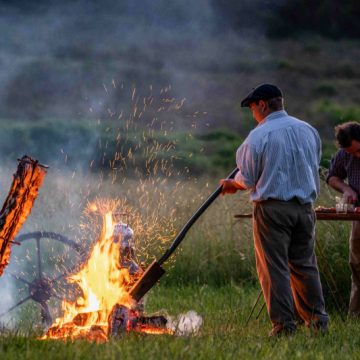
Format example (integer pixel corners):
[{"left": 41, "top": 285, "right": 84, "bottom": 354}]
[
  {"left": 0, "top": 169, "right": 355, "bottom": 359},
  {"left": 0, "top": 285, "right": 358, "bottom": 360}
]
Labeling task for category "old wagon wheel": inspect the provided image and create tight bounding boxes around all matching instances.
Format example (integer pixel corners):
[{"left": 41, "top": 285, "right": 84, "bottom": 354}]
[{"left": 0, "top": 231, "right": 87, "bottom": 326}]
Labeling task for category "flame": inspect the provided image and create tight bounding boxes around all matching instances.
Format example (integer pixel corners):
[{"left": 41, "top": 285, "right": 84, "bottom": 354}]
[
  {"left": 43, "top": 206, "right": 172, "bottom": 342},
  {"left": 43, "top": 210, "right": 135, "bottom": 341},
  {"left": 134, "top": 325, "right": 173, "bottom": 335}
]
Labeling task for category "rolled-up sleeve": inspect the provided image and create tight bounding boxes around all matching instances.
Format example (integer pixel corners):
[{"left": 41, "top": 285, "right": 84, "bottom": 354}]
[{"left": 235, "top": 143, "right": 260, "bottom": 189}]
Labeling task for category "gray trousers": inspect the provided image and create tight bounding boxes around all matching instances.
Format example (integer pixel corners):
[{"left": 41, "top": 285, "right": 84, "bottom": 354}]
[
  {"left": 349, "top": 220, "right": 360, "bottom": 315},
  {"left": 253, "top": 199, "right": 329, "bottom": 329}
]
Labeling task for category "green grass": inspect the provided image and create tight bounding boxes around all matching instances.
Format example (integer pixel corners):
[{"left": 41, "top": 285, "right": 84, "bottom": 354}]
[
  {"left": 0, "top": 169, "right": 355, "bottom": 359},
  {"left": 0, "top": 285, "right": 358, "bottom": 360}
]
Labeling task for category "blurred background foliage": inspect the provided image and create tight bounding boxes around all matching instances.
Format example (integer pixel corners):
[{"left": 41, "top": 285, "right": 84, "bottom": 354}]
[{"left": 0, "top": 0, "right": 358, "bottom": 176}]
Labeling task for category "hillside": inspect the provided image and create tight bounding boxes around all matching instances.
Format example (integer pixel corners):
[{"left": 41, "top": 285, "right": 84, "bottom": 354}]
[{"left": 0, "top": 1, "right": 359, "bottom": 173}]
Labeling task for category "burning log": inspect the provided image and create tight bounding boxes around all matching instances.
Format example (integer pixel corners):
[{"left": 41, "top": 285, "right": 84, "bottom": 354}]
[
  {"left": 0, "top": 156, "right": 47, "bottom": 276},
  {"left": 108, "top": 304, "right": 135, "bottom": 336},
  {"left": 44, "top": 305, "right": 170, "bottom": 342},
  {"left": 46, "top": 322, "right": 78, "bottom": 338},
  {"left": 45, "top": 322, "right": 108, "bottom": 343},
  {"left": 137, "top": 315, "right": 168, "bottom": 328},
  {"left": 85, "top": 326, "right": 108, "bottom": 343},
  {"left": 72, "top": 310, "right": 107, "bottom": 326},
  {"left": 107, "top": 304, "right": 169, "bottom": 338}
]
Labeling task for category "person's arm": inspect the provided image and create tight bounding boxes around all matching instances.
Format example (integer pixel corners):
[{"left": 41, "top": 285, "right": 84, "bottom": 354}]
[
  {"left": 220, "top": 179, "right": 246, "bottom": 195},
  {"left": 326, "top": 150, "right": 358, "bottom": 203},
  {"left": 220, "top": 141, "right": 259, "bottom": 195},
  {"left": 328, "top": 176, "right": 358, "bottom": 203}
]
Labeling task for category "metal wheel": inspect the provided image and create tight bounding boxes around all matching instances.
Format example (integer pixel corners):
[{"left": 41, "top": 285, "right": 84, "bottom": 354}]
[{"left": 0, "top": 231, "right": 87, "bottom": 326}]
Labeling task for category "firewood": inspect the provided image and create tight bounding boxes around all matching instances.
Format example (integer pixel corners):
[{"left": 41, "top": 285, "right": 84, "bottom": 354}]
[
  {"left": 108, "top": 304, "right": 134, "bottom": 337},
  {"left": 0, "top": 155, "right": 47, "bottom": 276},
  {"left": 73, "top": 310, "right": 105, "bottom": 326},
  {"left": 46, "top": 323, "right": 75, "bottom": 338}
]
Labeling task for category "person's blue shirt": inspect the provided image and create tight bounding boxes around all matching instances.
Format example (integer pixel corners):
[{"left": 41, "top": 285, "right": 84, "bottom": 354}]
[{"left": 235, "top": 110, "right": 321, "bottom": 204}]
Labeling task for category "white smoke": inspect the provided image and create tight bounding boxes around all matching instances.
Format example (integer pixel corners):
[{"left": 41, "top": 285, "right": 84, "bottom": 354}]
[
  {"left": 0, "top": 275, "right": 16, "bottom": 328},
  {"left": 167, "top": 310, "right": 203, "bottom": 336}
]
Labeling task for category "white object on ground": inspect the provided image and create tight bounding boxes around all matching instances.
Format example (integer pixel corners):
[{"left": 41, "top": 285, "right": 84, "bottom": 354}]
[{"left": 167, "top": 310, "right": 203, "bottom": 336}]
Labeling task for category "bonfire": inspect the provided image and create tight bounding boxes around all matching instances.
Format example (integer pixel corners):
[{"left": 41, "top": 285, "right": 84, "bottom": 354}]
[{"left": 41, "top": 208, "right": 172, "bottom": 342}]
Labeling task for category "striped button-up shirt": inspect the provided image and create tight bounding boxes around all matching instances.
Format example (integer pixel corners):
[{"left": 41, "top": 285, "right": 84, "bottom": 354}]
[
  {"left": 235, "top": 110, "right": 321, "bottom": 204},
  {"left": 327, "top": 149, "right": 360, "bottom": 199}
]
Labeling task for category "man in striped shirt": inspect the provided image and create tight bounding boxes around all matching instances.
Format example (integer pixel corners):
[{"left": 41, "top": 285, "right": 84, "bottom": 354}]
[
  {"left": 327, "top": 122, "right": 360, "bottom": 316},
  {"left": 221, "top": 84, "right": 329, "bottom": 336}
]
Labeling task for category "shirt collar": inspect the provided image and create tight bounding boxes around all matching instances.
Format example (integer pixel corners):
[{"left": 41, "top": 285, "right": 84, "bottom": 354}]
[{"left": 263, "top": 110, "right": 288, "bottom": 122}]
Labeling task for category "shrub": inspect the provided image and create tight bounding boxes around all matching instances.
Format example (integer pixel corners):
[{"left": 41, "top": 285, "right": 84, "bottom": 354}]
[
  {"left": 267, "top": 0, "right": 360, "bottom": 39},
  {"left": 313, "top": 100, "right": 360, "bottom": 128},
  {"left": 315, "top": 83, "right": 338, "bottom": 97}
]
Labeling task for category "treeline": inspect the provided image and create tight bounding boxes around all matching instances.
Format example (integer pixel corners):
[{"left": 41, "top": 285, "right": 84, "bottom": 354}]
[
  {"left": 213, "top": 0, "right": 360, "bottom": 39},
  {"left": 3, "top": 0, "right": 359, "bottom": 39},
  {"left": 1, "top": 0, "right": 358, "bottom": 126},
  {"left": 267, "top": 0, "right": 360, "bottom": 39}
]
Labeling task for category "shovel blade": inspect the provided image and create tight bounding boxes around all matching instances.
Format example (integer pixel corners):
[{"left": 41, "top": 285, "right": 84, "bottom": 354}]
[{"left": 129, "top": 260, "right": 165, "bottom": 302}]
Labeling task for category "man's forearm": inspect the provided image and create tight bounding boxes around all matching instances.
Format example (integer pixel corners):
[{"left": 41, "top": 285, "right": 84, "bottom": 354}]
[
  {"left": 328, "top": 176, "right": 359, "bottom": 203},
  {"left": 328, "top": 176, "right": 350, "bottom": 193}
]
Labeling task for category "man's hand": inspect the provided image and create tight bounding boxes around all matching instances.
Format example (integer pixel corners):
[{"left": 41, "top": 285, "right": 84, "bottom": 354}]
[
  {"left": 343, "top": 187, "right": 358, "bottom": 203},
  {"left": 220, "top": 179, "right": 245, "bottom": 195},
  {"left": 328, "top": 176, "right": 358, "bottom": 203}
]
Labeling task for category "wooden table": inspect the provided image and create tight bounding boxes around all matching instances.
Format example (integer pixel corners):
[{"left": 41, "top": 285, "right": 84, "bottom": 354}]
[{"left": 234, "top": 211, "right": 360, "bottom": 221}]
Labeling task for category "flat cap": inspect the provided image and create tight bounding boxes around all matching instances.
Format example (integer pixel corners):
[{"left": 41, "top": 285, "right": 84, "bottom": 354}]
[{"left": 240, "top": 84, "right": 283, "bottom": 107}]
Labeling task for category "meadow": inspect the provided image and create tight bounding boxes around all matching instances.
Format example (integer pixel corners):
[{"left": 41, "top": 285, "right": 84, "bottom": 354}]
[
  {"left": 0, "top": 286, "right": 358, "bottom": 360},
  {"left": 0, "top": 87, "right": 353, "bottom": 357},
  {"left": 0, "top": 167, "right": 354, "bottom": 359}
]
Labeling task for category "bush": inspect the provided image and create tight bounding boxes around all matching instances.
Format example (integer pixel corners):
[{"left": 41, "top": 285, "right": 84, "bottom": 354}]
[
  {"left": 321, "top": 141, "right": 337, "bottom": 168},
  {"left": 312, "top": 100, "right": 360, "bottom": 128},
  {"left": 267, "top": 0, "right": 360, "bottom": 39},
  {"left": 315, "top": 83, "right": 338, "bottom": 97}
]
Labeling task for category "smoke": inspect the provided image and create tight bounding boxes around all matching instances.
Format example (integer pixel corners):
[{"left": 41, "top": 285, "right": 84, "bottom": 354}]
[
  {"left": 0, "top": 276, "right": 16, "bottom": 327},
  {"left": 0, "top": 0, "right": 291, "bottom": 172},
  {"left": 0, "top": 0, "right": 214, "bottom": 118},
  {"left": 0, "top": 0, "right": 281, "bottom": 124},
  {"left": 167, "top": 310, "right": 203, "bottom": 336}
]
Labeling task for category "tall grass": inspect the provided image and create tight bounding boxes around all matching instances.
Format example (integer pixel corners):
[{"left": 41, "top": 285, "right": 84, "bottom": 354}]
[
  {"left": 0, "top": 168, "right": 356, "bottom": 359},
  {"left": 0, "top": 166, "right": 351, "bottom": 327}
]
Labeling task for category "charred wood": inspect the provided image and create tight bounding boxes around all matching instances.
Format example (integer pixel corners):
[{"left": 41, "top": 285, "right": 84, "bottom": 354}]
[
  {"left": 108, "top": 304, "right": 134, "bottom": 337},
  {"left": 45, "top": 323, "right": 107, "bottom": 343},
  {"left": 0, "top": 156, "right": 47, "bottom": 275},
  {"left": 137, "top": 315, "right": 167, "bottom": 328}
]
